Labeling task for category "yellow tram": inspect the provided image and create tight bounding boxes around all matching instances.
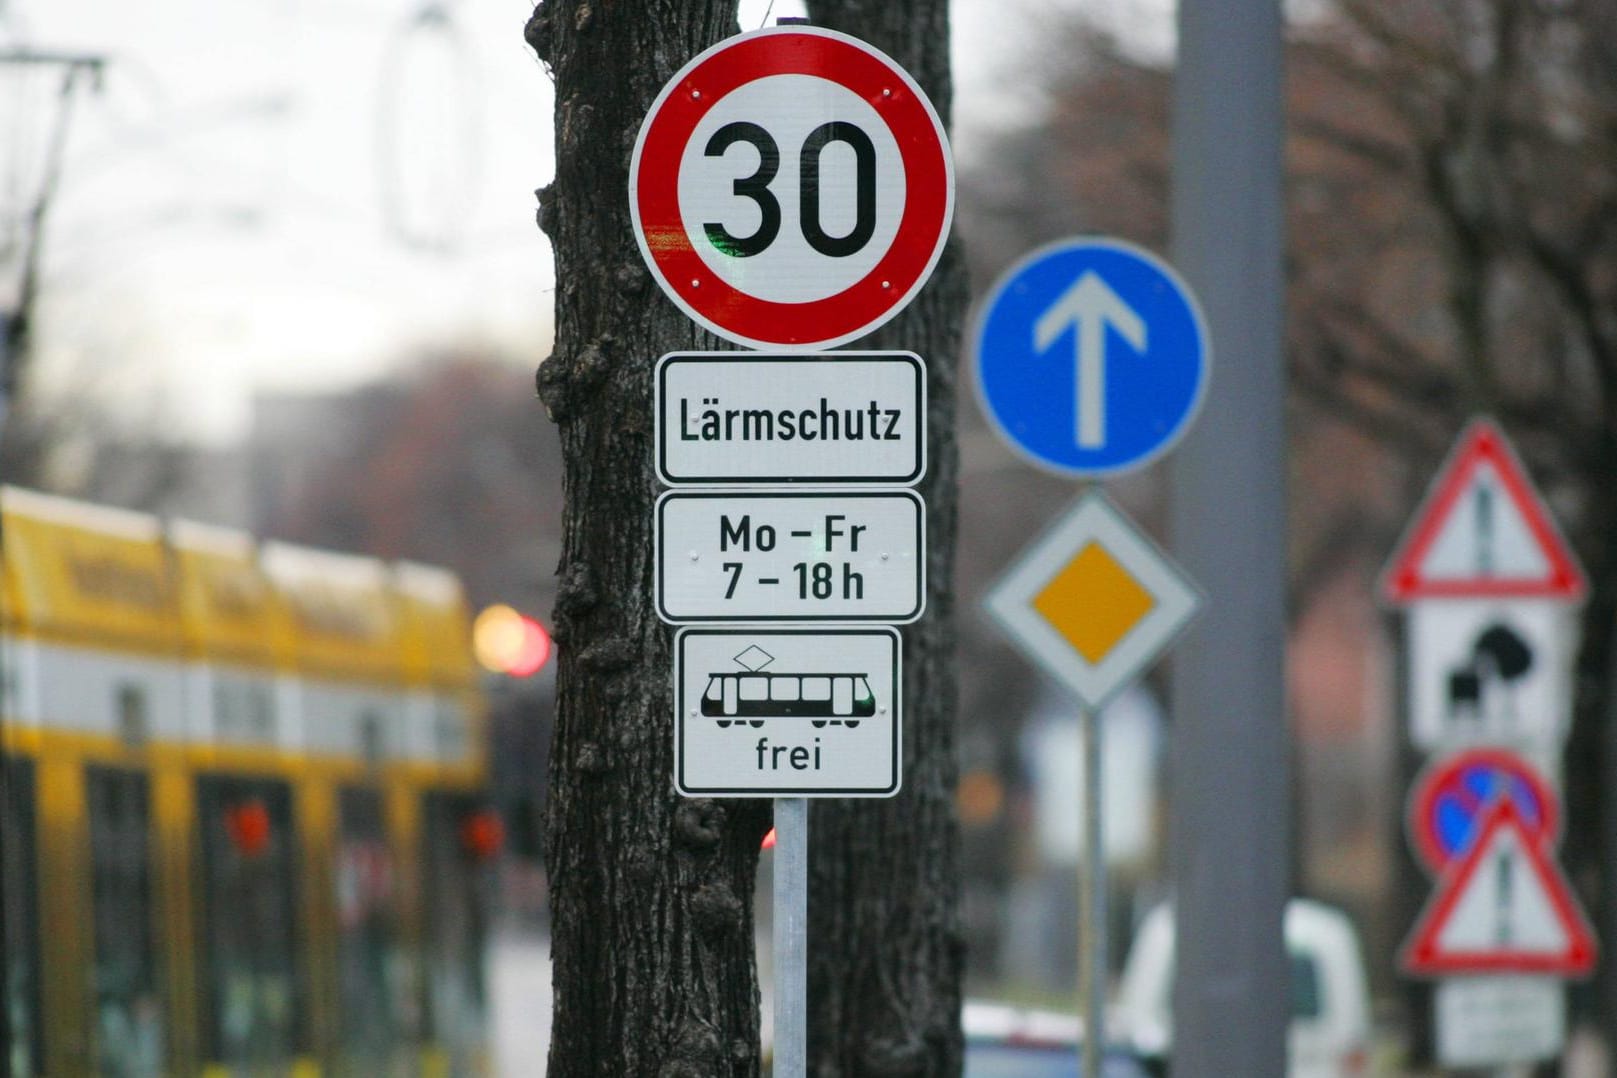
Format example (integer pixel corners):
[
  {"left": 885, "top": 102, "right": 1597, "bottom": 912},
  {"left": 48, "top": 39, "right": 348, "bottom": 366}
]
[{"left": 0, "top": 486, "right": 495, "bottom": 1076}]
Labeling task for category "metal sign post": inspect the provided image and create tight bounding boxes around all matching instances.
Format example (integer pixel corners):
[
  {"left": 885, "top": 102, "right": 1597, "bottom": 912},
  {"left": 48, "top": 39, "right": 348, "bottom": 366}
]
[
  {"left": 982, "top": 491, "right": 1200, "bottom": 1076},
  {"left": 1080, "top": 705, "right": 1106, "bottom": 1078},
  {"left": 774, "top": 797, "right": 808, "bottom": 1078}
]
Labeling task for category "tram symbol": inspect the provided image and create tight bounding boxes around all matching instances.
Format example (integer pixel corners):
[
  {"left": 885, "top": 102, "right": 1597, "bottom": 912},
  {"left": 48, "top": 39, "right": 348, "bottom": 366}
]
[{"left": 700, "top": 644, "right": 876, "bottom": 729}]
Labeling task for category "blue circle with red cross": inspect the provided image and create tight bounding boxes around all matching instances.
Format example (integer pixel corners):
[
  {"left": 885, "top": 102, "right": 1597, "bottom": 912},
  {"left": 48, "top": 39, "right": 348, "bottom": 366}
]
[{"left": 1407, "top": 747, "right": 1559, "bottom": 875}]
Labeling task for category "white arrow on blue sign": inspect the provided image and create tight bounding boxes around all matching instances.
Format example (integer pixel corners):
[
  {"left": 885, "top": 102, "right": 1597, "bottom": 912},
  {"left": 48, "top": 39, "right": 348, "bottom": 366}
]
[{"left": 971, "top": 237, "right": 1210, "bottom": 477}]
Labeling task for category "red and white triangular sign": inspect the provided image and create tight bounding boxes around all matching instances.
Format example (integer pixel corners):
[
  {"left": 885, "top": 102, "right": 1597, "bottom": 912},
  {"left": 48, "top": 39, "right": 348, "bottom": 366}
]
[
  {"left": 1380, "top": 418, "right": 1586, "bottom": 603},
  {"left": 1401, "top": 798, "right": 1597, "bottom": 978}
]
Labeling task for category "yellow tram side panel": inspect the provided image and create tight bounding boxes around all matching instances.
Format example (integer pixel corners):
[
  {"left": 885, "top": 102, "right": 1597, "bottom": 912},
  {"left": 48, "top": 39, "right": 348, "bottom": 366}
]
[
  {"left": 394, "top": 560, "right": 486, "bottom": 787},
  {"left": 0, "top": 486, "right": 183, "bottom": 659},
  {"left": 168, "top": 518, "right": 305, "bottom": 1074},
  {"left": 0, "top": 487, "right": 185, "bottom": 1074},
  {"left": 1, "top": 517, "right": 23, "bottom": 747},
  {"left": 394, "top": 561, "right": 490, "bottom": 1075},
  {"left": 261, "top": 540, "right": 415, "bottom": 1076},
  {"left": 261, "top": 539, "right": 406, "bottom": 691},
  {"left": 169, "top": 518, "right": 297, "bottom": 773}
]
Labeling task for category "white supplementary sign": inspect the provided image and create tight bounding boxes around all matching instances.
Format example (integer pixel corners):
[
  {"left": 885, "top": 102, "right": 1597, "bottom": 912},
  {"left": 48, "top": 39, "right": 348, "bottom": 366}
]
[
  {"left": 983, "top": 490, "right": 1200, "bottom": 711},
  {"left": 675, "top": 627, "right": 900, "bottom": 796},
  {"left": 656, "top": 489, "right": 924, "bottom": 623},
  {"left": 629, "top": 26, "right": 953, "bottom": 350},
  {"left": 1436, "top": 977, "right": 1565, "bottom": 1068},
  {"left": 655, "top": 352, "right": 926, "bottom": 485},
  {"left": 1408, "top": 599, "right": 1577, "bottom": 750}
]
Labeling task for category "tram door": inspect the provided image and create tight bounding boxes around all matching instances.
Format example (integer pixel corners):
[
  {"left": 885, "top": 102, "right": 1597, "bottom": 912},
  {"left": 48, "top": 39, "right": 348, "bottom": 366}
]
[
  {"left": 335, "top": 787, "right": 402, "bottom": 1075},
  {"left": 2, "top": 758, "right": 41, "bottom": 1077},
  {"left": 422, "top": 793, "right": 493, "bottom": 1076},
  {"left": 196, "top": 776, "right": 303, "bottom": 1074},
  {"left": 85, "top": 766, "right": 163, "bottom": 1076}
]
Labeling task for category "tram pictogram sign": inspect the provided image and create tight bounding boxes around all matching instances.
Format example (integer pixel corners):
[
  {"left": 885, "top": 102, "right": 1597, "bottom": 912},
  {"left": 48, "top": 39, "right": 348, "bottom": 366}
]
[
  {"left": 629, "top": 26, "right": 954, "bottom": 350},
  {"left": 674, "top": 627, "right": 901, "bottom": 796}
]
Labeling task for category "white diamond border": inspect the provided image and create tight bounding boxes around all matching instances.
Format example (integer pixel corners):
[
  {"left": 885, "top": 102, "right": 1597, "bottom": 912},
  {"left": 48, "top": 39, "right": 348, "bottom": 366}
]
[{"left": 983, "top": 489, "right": 1202, "bottom": 710}]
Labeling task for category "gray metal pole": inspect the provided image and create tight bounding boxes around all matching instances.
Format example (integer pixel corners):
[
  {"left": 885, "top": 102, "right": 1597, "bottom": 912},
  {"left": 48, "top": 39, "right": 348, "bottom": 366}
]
[
  {"left": 1167, "top": 0, "right": 1290, "bottom": 1075},
  {"left": 1081, "top": 706, "right": 1107, "bottom": 1078},
  {"left": 773, "top": 797, "right": 808, "bottom": 1078}
]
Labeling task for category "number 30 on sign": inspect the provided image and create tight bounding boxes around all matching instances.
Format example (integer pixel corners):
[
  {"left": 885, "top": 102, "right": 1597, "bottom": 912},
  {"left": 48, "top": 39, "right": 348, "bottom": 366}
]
[{"left": 630, "top": 26, "right": 955, "bottom": 350}]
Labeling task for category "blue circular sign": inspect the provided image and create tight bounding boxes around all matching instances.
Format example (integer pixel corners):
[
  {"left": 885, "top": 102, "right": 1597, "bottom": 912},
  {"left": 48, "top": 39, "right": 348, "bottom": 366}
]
[
  {"left": 1407, "top": 747, "right": 1559, "bottom": 875},
  {"left": 971, "top": 237, "right": 1209, "bottom": 477}
]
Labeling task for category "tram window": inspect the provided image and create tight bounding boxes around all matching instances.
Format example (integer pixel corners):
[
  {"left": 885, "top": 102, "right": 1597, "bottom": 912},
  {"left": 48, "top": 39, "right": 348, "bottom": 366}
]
[
  {"left": 116, "top": 685, "right": 149, "bottom": 748},
  {"left": 703, "top": 679, "right": 722, "bottom": 702},
  {"left": 770, "top": 679, "right": 800, "bottom": 702},
  {"left": 336, "top": 787, "right": 404, "bottom": 1070},
  {"left": 421, "top": 794, "right": 493, "bottom": 1073},
  {"left": 195, "top": 776, "right": 304, "bottom": 1070},
  {"left": 86, "top": 766, "right": 163, "bottom": 1076},
  {"left": 214, "top": 678, "right": 275, "bottom": 742},
  {"left": 801, "top": 677, "right": 830, "bottom": 701},
  {"left": 359, "top": 711, "right": 385, "bottom": 767},
  {"left": 3, "top": 758, "right": 42, "bottom": 1077},
  {"left": 739, "top": 677, "right": 768, "bottom": 701}
]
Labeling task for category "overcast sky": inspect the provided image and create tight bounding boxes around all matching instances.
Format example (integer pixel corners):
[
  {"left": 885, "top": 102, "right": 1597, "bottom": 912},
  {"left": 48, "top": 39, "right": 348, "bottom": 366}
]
[{"left": 3, "top": 0, "right": 1162, "bottom": 445}]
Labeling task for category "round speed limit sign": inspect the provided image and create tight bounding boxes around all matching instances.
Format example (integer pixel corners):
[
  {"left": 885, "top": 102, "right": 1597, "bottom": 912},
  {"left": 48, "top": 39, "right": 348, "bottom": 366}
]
[{"left": 630, "top": 26, "right": 954, "bottom": 350}]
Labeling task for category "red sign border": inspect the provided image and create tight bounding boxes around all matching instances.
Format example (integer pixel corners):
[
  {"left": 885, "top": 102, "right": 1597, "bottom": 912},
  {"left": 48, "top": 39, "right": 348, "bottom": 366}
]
[
  {"left": 1380, "top": 417, "right": 1586, "bottom": 603},
  {"left": 1401, "top": 798, "right": 1597, "bottom": 978},
  {"left": 629, "top": 26, "right": 953, "bottom": 350}
]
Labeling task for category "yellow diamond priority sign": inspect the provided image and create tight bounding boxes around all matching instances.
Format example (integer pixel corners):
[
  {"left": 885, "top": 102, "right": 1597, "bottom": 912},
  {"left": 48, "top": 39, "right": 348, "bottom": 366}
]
[{"left": 985, "top": 490, "right": 1200, "bottom": 710}]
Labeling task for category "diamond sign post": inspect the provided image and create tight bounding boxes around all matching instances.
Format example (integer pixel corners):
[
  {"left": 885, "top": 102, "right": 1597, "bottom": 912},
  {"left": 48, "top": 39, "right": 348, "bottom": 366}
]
[{"left": 983, "top": 489, "right": 1200, "bottom": 1074}]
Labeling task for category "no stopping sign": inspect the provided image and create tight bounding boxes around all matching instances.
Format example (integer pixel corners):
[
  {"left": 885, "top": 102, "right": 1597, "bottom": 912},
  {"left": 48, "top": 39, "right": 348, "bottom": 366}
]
[{"left": 630, "top": 26, "right": 954, "bottom": 350}]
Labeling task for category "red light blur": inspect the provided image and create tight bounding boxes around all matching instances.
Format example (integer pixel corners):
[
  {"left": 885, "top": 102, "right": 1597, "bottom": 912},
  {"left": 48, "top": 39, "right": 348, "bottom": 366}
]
[
  {"left": 508, "top": 616, "right": 552, "bottom": 677},
  {"left": 226, "top": 799, "right": 272, "bottom": 858}
]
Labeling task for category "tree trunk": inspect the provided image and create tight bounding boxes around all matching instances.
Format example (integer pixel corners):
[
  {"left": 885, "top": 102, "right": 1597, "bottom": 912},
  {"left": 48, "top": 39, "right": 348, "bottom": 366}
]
[
  {"left": 800, "top": 3, "right": 967, "bottom": 1074},
  {"left": 530, "top": 2, "right": 965, "bottom": 1071},
  {"left": 526, "top": 4, "right": 773, "bottom": 1075}
]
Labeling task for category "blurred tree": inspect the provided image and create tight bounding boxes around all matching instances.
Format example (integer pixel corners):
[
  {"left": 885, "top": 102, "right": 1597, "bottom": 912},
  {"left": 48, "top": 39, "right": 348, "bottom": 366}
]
[
  {"left": 959, "top": 0, "right": 1617, "bottom": 1058},
  {"left": 0, "top": 52, "right": 104, "bottom": 487},
  {"left": 251, "top": 354, "right": 563, "bottom": 617},
  {"left": 799, "top": 3, "right": 966, "bottom": 1074}
]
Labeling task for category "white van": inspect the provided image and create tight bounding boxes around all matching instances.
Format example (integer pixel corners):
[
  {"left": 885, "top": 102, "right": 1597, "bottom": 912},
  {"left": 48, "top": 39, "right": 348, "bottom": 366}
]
[{"left": 1114, "top": 898, "right": 1372, "bottom": 1077}]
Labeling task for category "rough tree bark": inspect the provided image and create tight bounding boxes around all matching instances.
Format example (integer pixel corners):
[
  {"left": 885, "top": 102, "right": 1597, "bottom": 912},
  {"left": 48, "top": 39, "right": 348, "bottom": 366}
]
[
  {"left": 525, "top": 4, "right": 772, "bottom": 1075},
  {"left": 800, "top": 3, "right": 967, "bottom": 1075}
]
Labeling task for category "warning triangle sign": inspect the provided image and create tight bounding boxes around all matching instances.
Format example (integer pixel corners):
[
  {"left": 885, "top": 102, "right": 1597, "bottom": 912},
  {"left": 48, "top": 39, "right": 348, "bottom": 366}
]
[
  {"left": 1401, "top": 798, "right": 1597, "bottom": 978},
  {"left": 1380, "top": 418, "right": 1586, "bottom": 603}
]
